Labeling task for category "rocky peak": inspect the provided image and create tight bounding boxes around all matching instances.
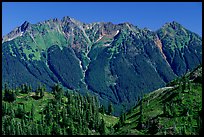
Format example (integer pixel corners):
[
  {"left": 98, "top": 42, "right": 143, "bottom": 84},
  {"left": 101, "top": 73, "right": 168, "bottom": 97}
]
[
  {"left": 61, "top": 16, "right": 73, "bottom": 22},
  {"left": 162, "top": 21, "right": 183, "bottom": 30},
  {"left": 20, "top": 21, "right": 31, "bottom": 32},
  {"left": 61, "top": 16, "right": 83, "bottom": 25},
  {"left": 2, "top": 21, "right": 32, "bottom": 43},
  {"left": 156, "top": 21, "right": 189, "bottom": 39}
]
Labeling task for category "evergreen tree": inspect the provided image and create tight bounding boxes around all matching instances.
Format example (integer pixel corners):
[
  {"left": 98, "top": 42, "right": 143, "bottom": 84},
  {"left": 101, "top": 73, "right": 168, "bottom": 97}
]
[
  {"left": 66, "top": 105, "right": 72, "bottom": 118},
  {"left": 2, "top": 117, "right": 5, "bottom": 135},
  {"left": 61, "top": 108, "right": 67, "bottom": 127},
  {"left": 31, "top": 103, "right": 35, "bottom": 121},
  {"left": 16, "top": 104, "right": 25, "bottom": 119},
  {"left": 3, "top": 83, "right": 9, "bottom": 101},
  {"left": 137, "top": 99, "right": 144, "bottom": 129},
  {"left": 84, "top": 121, "right": 89, "bottom": 135},
  {"left": 163, "top": 102, "right": 167, "bottom": 116},
  {"left": 148, "top": 118, "right": 159, "bottom": 135},
  {"left": 69, "top": 122, "right": 75, "bottom": 135},
  {"left": 21, "top": 119, "right": 26, "bottom": 135},
  {"left": 188, "top": 81, "right": 192, "bottom": 92},
  {"left": 15, "top": 87, "right": 20, "bottom": 96},
  {"left": 11, "top": 109, "right": 15, "bottom": 119},
  {"left": 118, "top": 113, "right": 126, "bottom": 128},
  {"left": 35, "top": 88, "right": 40, "bottom": 97},
  {"left": 86, "top": 107, "right": 91, "bottom": 125},
  {"left": 182, "top": 77, "right": 188, "bottom": 92},
  {"left": 41, "top": 113, "right": 44, "bottom": 125},
  {"left": 33, "top": 122, "right": 39, "bottom": 135},
  {"left": 123, "top": 112, "right": 126, "bottom": 121},
  {"left": 99, "top": 105, "right": 105, "bottom": 115},
  {"left": 52, "top": 84, "right": 63, "bottom": 103},
  {"left": 40, "top": 84, "right": 45, "bottom": 98},
  {"left": 11, "top": 90, "right": 17, "bottom": 102},
  {"left": 197, "top": 111, "right": 202, "bottom": 135},
  {"left": 99, "top": 118, "right": 106, "bottom": 135},
  {"left": 2, "top": 102, "right": 7, "bottom": 116},
  {"left": 78, "top": 117, "right": 83, "bottom": 134},
  {"left": 51, "top": 122, "right": 60, "bottom": 135},
  {"left": 63, "top": 127, "right": 67, "bottom": 135},
  {"left": 45, "top": 111, "right": 53, "bottom": 126},
  {"left": 108, "top": 102, "right": 114, "bottom": 115},
  {"left": 15, "top": 122, "right": 20, "bottom": 135},
  {"left": 38, "top": 124, "right": 43, "bottom": 135},
  {"left": 27, "top": 125, "right": 32, "bottom": 135},
  {"left": 4, "top": 87, "right": 16, "bottom": 102},
  {"left": 21, "top": 84, "right": 29, "bottom": 94},
  {"left": 165, "top": 102, "right": 171, "bottom": 117},
  {"left": 95, "top": 112, "right": 100, "bottom": 131},
  {"left": 10, "top": 119, "right": 15, "bottom": 135}
]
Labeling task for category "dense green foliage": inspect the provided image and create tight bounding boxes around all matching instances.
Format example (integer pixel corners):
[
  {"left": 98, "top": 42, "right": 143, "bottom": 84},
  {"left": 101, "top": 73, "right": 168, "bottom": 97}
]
[{"left": 2, "top": 84, "right": 118, "bottom": 135}]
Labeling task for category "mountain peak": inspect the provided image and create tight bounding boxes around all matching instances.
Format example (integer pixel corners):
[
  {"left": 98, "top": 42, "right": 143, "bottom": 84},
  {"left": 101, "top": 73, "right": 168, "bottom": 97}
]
[
  {"left": 20, "top": 21, "right": 31, "bottom": 32},
  {"left": 2, "top": 21, "right": 31, "bottom": 43},
  {"left": 171, "top": 21, "right": 181, "bottom": 25},
  {"left": 62, "top": 16, "right": 72, "bottom": 21},
  {"left": 22, "top": 20, "right": 30, "bottom": 25},
  {"left": 61, "top": 16, "right": 79, "bottom": 23},
  {"left": 162, "top": 21, "right": 183, "bottom": 30},
  {"left": 61, "top": 16, "right": 83, "bottom": 27}
]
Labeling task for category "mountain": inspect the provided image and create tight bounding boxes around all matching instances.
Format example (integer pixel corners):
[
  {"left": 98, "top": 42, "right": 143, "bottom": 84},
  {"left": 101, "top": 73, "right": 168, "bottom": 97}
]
[
  {"left": 113, "top": 65, "right": 202, "bottom": 135},
  {"left": 2, "top": 16, "right": 202, "bottom": 115}
]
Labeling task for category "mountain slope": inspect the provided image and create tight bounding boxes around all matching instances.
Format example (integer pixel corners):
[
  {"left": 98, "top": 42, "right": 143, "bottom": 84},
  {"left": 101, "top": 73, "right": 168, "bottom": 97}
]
[
  {"left": 157, "top": 21, "right": 202, "bottom": 76},
  {"left": 2, "top": 16, "right": 202, "bottom": 115},
  {"left": 114, "top": 65, "right": 202, "bottom": 135}
]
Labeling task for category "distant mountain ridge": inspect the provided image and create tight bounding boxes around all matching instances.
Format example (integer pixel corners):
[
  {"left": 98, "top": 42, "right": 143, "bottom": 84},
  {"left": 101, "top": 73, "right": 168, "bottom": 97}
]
[{"left": 2, "top": 16, "right": 202, "bottom": 115}]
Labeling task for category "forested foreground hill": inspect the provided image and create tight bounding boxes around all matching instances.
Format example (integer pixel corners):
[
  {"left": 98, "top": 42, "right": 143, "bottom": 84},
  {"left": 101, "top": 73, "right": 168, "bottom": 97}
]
[
  {"left": 2, "top": 84, "right": 118, "bottom": 135},
  {"left": 2, "top": 65, "right": 202, "bottom": 135},
  {"left": 114, "top": 65, "right": 202, "bottom": 135}
]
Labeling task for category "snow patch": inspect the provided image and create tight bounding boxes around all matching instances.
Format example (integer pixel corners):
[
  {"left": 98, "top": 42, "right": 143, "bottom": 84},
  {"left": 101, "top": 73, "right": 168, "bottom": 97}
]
[
  {"left": 20, "top": 32, "right": 24, "bottom": 36},
  {"left": 95, "top": 35, "right": 103, "bottom": 43},
  {"left": 115, "top": 30, "right": 119, "bottom": 36},
  {"left": 126, "top": 24, "right": 131, "bottom": 30},
  {"left": 7, "top": 38, "right": 12, "bottom": 41},
  {"left": 5, "top": 31, "right": 24, "bottom": 42},
  {"left": 195, "top": 49, "right": 197, "bottom": 53},
  {"left": 104, "top": 44, "right": 110, "bottom": 46}
]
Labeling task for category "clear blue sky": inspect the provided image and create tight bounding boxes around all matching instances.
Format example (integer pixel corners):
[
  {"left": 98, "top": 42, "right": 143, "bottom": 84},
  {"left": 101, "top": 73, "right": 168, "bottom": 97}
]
[{"left": 2, "top": 2, "right": 202, "bottom": 37}]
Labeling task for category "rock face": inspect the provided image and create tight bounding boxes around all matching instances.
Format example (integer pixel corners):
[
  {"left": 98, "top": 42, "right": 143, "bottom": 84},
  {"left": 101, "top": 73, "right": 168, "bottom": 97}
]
[{"left": 2, "top": 16, "right": 202, "bottom": 115}]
